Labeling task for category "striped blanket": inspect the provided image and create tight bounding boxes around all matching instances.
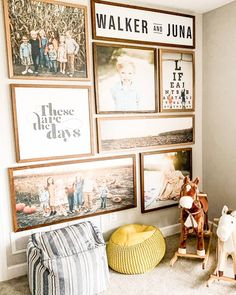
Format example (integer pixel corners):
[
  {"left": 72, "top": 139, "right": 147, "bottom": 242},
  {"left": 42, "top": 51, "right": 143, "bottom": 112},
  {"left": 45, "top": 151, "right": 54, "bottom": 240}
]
[{"left": 27, "top": 222, "right": 109, "bottom": 295}]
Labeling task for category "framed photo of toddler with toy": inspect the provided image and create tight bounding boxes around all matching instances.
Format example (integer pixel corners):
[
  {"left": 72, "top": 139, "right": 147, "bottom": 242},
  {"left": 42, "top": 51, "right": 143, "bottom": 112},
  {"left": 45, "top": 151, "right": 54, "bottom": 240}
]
[
  {"left": 159, "top": 49, "right": 195, "bottom": 112},
  {"left": 3, "top": 0, "right": 90, "bottom": 80},
  {"left": 140, "top": 148, "right": 192, "bottom": 213},
  {"left": 8, "top": 154, "right": 136, "bottom": 232},
  {"left": 93, "top": 42, "right": 157, "bottom": 113},
  {"left": 11, "top": 84, "right": 93, "bottom": 162}
]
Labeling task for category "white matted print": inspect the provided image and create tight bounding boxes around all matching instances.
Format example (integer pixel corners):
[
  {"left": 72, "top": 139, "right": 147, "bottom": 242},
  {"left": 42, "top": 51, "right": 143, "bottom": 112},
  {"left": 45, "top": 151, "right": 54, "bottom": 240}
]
[
  {"left": 11, "top": 85, "right": 93, "bottom": 162},
  {"left": 159, "top": 49, "right": 194, "bottom": 112},
  {"left": 97, "top": 115, "right": 194, "bottom": 153},
  {"left": 94, "top": 43, "right": 157, "bottom": 113}
]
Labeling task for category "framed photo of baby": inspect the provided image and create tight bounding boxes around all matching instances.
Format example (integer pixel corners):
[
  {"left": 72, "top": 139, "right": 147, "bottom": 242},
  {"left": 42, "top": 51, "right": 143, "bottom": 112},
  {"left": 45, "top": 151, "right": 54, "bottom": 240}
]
[
  {"left": 93, "top": 42, "right": 157, "bottom": 113},
  {"left": 3, "top": 0, "right": 89, "bottom": 80},
  {"left": 9, "top": 155, "right": 136, "bottom": 232},
  {"left": 140, "top": 148, "right": 192, "bottom": 213}
]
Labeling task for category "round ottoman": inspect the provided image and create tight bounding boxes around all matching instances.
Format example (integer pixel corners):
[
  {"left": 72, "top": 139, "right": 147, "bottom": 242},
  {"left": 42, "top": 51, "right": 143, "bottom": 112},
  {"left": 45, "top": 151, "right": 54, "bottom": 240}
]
[{"left": 107, "top": 224, "right": 166, "bottom": 274}]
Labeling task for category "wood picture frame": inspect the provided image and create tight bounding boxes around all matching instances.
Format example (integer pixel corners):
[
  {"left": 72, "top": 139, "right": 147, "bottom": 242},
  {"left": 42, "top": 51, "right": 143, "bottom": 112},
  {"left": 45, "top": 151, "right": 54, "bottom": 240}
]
[
  {"left": 159, "top": 48, "right": 195, "bottom": 112},
  {"left": 140, "top": 148, "right": 192, "bottom": 213},
  {"left": 3, "top": 0, "right": 90, "bottom": 80},
  {"left": 97, "top": 115, "right": 195, "bottom": 153},
  {"left": 9, "top": 154, "right": 137, "bottom": 232},
  {"left": 91, "top": 0, "right": 195, "bottom": 48},
  {"left": 11, "top": 84, "right": 93, "bottom": 162},
  {"left": 93, "top": 42, "right": 157, "bottom": 114}
]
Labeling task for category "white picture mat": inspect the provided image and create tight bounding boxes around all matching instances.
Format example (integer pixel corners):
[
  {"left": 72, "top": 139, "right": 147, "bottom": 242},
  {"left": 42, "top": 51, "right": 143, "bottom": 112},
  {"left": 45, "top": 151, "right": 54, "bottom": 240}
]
[{"left": 14, "top": 87, "right": 91, "bottom": 160}]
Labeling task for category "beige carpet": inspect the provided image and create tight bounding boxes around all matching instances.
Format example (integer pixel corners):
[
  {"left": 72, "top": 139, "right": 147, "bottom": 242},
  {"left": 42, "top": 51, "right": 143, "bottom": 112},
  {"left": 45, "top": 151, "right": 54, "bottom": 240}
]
[{"left": 1, "top": 234, "right": 236, "bottom": 295}]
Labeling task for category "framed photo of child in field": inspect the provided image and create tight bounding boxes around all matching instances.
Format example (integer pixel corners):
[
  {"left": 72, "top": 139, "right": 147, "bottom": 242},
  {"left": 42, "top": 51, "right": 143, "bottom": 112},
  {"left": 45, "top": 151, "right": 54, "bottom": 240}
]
[
  {"left": 3, "top": 0, "right": 89, "bottom": 80},
  {"left": 93, "top": 42, "right": 157, "bottom": 113},
  {"left": 11, "top": 84, "right": 93, "bottom": 162},
  {"left": 8, "top": 155, "right": 137, "bottom": 232},
  {"left": 159, "top": 49, "right": 195, "bottom": 112},
  {"left": 140, "top": 148, "right": 192, "bottom": 213}
]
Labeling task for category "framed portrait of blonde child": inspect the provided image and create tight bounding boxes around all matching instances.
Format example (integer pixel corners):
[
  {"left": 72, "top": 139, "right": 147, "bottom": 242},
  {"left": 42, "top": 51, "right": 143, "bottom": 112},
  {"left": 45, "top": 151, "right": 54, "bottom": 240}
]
[
  {"left": 93, "top": 42, "right": 157, "bottom": 113},
  {"left": 140, "top": 148, "right": 192, "bottom": 213}
]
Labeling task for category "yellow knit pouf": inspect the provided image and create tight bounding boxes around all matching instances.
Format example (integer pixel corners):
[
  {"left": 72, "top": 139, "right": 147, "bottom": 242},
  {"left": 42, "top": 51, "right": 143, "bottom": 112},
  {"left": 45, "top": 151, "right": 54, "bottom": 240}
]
[{"left": 107, "top": 224, "right": 166, "bottom": 274}]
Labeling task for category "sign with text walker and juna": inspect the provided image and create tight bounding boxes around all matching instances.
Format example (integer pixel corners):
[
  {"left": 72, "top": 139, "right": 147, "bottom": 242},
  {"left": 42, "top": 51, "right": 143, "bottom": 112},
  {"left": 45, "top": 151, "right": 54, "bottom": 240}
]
[{"left": 91, "top": 0, "right": 195, "bottom": 48}]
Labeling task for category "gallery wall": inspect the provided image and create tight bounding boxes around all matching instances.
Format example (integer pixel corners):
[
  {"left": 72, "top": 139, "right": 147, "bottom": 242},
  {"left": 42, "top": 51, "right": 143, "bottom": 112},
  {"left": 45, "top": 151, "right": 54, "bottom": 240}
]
[
  {"left": 0, "top": 0, "right": 203, "bottom": 281},
  {"left": 203, "top": 1, "right": 236, "bottom": 219}
]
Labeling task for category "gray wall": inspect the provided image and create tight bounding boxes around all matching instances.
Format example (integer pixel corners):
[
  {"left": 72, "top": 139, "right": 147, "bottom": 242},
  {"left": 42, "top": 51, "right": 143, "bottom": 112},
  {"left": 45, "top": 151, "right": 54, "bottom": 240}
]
[{"left": 203, "top": 1, "right": 236, "bottom": 219}]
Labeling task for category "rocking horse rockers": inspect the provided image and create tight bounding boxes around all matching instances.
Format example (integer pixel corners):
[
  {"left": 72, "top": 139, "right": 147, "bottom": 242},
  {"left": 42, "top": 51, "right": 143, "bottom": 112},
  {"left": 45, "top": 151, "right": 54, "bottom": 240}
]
[{"left": 170, "top": 176, "right": 213, "bottom": 269}]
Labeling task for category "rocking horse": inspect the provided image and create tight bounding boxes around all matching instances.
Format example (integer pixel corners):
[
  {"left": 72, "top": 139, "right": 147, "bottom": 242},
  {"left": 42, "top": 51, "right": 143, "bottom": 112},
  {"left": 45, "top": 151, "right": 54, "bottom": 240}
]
[
  {"left": 207, "top": 205, "right": 236, "bottom": 286},
  {"left": 170, "top": 176, "right": 213, "bottom": 269}
]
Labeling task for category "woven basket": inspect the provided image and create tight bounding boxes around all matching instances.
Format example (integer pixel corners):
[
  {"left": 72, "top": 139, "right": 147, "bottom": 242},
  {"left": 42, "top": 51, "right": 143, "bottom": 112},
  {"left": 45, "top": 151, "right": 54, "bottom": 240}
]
[{"left": 107, "top": 224, "right": 166, "bottom": 274}]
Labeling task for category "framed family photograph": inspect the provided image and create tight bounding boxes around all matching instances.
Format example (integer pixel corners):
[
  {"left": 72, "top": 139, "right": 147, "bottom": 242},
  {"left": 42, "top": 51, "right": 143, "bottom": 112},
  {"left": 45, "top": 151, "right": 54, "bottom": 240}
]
[
  {"left": 159, "top": 49, "right": 195, "bottom": 112},
  {"left": 140, "top": 148, "right": 192, "bottom": 213},
  {"left": 9, "top": 155, "right": 137, "bottom": 232},
  {"left": 11, "top": 84, "right": 93, "bottom": 162},
  {"left": 97, "top": 115, "right": 194, "bottom": 153},
  {"left": 3, "top": 0, "right": 89, "bottom": 80},
  {"left": 93, "top": 42, "right": 157, "bottom": 113}
]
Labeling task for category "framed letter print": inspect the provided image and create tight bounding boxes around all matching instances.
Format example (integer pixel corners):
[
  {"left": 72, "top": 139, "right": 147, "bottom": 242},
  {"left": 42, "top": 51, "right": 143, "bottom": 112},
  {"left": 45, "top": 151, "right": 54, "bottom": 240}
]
[
  {"left": 3, "top": 0, "right": 89, "bottom": 80},
  {"left": 9, "top": 155, "right": 136, "bottom": 232},
  {"left": 91, "top": 0, "right": 195, "bottom": 48},
  {"left": 140, "top": 148, "right": 192, "bottom": 213},
  {"left": 97, "top": 115, "right": 194, "bottom": 153},
  {"left": 11, "top": 84, "right": 93, "bottom": 162},
  {"left": 159, "top": 49, "right": 195, "bottom": 112},
  {"left": 93, "top": 43, "right": 157, "bottom": 113}
]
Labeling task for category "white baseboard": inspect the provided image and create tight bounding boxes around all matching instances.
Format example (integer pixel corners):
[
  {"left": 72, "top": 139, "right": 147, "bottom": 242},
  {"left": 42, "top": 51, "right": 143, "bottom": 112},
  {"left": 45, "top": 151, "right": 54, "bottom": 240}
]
[
  {"left": 7, "top": 263, "right": 27, "bottom": 280},
  {"left": 160, "top": 223, "right": 181, "bottom": 237}
]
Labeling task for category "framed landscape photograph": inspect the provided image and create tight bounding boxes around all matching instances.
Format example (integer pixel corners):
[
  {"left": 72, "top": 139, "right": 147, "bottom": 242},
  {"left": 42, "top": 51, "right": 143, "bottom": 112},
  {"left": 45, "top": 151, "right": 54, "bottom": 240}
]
[
  {"left": 93, "top": 42, "right": 157, "bottom": 113},
  {"left": 159, "top": 49, "right": 195, "bottom": 112},
  {"left": 9, "top": 155, "right": 136, "bottom": 232},
  {"left": 3, "top": 0, "right": 89, "bottom": 80},
  {"left": 140, "top": 148, "right": 192, "bottom": 213},
  {"left": 97, "top": 115, "right": 194, "bottom": 153},
  {"left": 11, "top": 84, "right": 93, "bottom": 162}
]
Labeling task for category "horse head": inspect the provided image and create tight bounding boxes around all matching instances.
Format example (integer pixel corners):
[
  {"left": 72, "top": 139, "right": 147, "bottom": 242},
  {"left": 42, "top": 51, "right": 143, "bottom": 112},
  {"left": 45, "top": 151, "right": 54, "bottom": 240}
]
[
  {"left": 179, "top": 176, "right": 200, "bottom": 210},
  {"left": 217, "top": 205, "right": 236, "bottom": 242}
]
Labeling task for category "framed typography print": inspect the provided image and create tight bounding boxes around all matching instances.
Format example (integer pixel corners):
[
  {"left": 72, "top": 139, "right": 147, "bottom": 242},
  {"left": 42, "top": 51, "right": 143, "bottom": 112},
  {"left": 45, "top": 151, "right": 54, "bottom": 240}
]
[
  {"left": 91, "top": 0, "right": 195, "bottom": 48},
  {"left": 140, "top": 148, "right": 192, "bottom": 213},
  {"left": 3, "top": 0, "right": 89, "bottom": 80},
  {"left": 159, "top": 49, "right": 195, "bottom": 112},
  {"left": 97, "top": 115, "right": 194, "bottom": 153},
  {"left": 93, "top": 42, "right": 157, "bottom": 113},
  {"left": 9, "top": 155, "right": 137, "bottom": 232},
  {"left": 11, "top": 84, "right": 93, "bottom": 162}
]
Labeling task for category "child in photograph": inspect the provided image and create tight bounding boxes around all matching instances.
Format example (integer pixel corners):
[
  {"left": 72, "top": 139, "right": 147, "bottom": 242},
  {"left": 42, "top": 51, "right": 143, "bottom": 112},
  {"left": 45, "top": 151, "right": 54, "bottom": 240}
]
[
  {"left": 47, "top": 176, "right": 57, "bottom": 216},
  {"left": 39, "top": 29, "right": 49, "bottom": 71},
  {"left": 65, "top": 30, "right": 79, "bottom": 77},
  {"left": 99, "top": 180, "right": 109, "bottom": 209},
  {"left": 48, "top": 31, "right": 59, "bottom": 51},
  {"left": 55, "top": 181, "right": 68, "bottom": 217},
  {"left": 38, "top": 186, "right": 50, "bottom": 217},
  {"left": 111, "top": 57, "right": 140, "bottom": 111},
  {"left": 74, "top": 176, "right": 84, "bottom": 212},
  {"left": 83, "top": 175, "right": 98, "bottom": 213},
  {"left": 19, "top": 36, "right": 33, "bottom": 75},
  {"left": 65, "top": 183, "right": 75, "bottom": 213},
  {"left": 29, "top": 30, "right": 41, "bottom": 75},
  {"left": 48, "top": 43, "right": 58, "bottom": 73},
  {"left": 57, "top": 35, "right": 67, "bottom": 74}
]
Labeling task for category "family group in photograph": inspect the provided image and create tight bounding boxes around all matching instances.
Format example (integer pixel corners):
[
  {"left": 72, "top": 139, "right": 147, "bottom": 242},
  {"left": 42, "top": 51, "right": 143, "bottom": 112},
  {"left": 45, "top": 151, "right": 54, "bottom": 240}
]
[
  {"left": 19, "top": 29, "right": 79, "bottom": 77},
  {"left": 37, "top": 175, "right": 110, "bottom": 218}
]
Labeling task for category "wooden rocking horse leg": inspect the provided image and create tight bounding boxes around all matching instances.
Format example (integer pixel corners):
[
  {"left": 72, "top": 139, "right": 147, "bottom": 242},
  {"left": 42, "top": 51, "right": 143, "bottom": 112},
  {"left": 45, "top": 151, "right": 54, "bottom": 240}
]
[
  {"left": 170, "top": 251, "right": 179, "bottom": 266},
  {"left": 196, "top": 229, "right": 205, "bottom": 257}
]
